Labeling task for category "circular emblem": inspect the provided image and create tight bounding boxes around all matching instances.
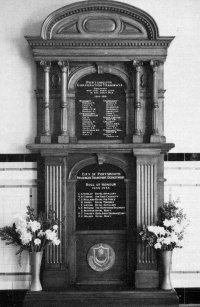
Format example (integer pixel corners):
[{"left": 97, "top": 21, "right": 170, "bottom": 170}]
[{"left": 87, "top": 243, "right": 115, "bottom": 272}]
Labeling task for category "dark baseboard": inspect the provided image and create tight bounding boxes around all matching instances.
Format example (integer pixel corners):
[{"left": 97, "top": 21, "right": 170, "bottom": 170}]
[
  {"left": 0, "top": 290, "right": 27, "bottom": 307},
  {"left": 0, "top": 154, "right": 39, "bottom": 162},
  {"left": 164, "top": 153, "right": 200, "bottom": 161},
  {"left": 1, "top": 288, "right": 200, "bottom": 306},
  {"left": 176, "top": 288, "right": 200, "bottom": 305}
]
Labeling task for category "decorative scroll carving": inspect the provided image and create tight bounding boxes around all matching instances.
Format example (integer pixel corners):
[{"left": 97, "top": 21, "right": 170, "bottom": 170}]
[
  {"left": 97, "top": 154, "right": 106, "bottom": 165},
  {"left": 46, "top": 163, "right": 63, "bottom": 265},
  {"left": 140, "top": 74, "right": 145, "bottom": 88},
  {"left": 96, "top": 63, "right": 103, "bottom": 74},
  {"left": 50, "top": 73, "right": 61, "bottom": 89}
]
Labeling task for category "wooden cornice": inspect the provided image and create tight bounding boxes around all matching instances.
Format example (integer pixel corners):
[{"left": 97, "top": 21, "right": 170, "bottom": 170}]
[
  {"left": 25, "top": 0, "right": 174, "bottom": 62},
  {"left": 26, "top": 143, "right": 175, "bottom": 155}
]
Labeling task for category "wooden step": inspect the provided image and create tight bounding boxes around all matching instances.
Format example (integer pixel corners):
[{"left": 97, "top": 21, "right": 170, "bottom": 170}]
[{"left": 23, "top": 289, "right": 179, "bottom": 307}]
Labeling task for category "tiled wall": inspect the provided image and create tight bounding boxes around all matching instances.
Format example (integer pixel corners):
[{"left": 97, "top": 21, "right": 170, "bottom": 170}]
[
  {"left": 0, "top": 161, "right": 37, "bottom": 289},
  {"left": 165, "top": 161, "right": 200, "bottom": 287},
  {"left": 0, "top": 154, "right": 200, "bottom": 290}
]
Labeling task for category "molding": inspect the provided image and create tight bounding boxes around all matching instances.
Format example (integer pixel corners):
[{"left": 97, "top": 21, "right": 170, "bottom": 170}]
[
  {"left": 25, "top": 37, "right": 173, "bottom": 61},
  {"left": 26, "top": 38, "right": 173, "bottom": 49},
  {"left": 25, "top": 0, "right": 174, "bottom": 61},
  {"left": 26, "top": 143, "right": 175, "bottom": 155},
  {"left": 68, "top": 64, "right": 131, "bottom": 90},
  {"left": 69, "top": 155, "right": 128, "bottom": 180},
  {"left": 40, "top": 0, "right": 160, "bottom": 40}
]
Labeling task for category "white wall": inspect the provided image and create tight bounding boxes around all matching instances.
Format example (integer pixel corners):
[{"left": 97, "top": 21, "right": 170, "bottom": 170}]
[
  {"left": 0, "top": 162, "right": 37, "bottom": 289},
  {"left": 165, "top": 161, "right": 200, "bottom": 287},
  {"left": 0, "top": 0, "right": 200, "bottom": 153}
]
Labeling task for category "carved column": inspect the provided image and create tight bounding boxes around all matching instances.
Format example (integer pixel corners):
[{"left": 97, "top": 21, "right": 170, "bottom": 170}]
[
  {"left": 133, "top": 148, "right": 161, "bottom": 288},
  {"left": 58, "top": 61, "right": 69, "bottom": 143},
  {"left": 150, "top": 60, "right": 161, "bottom": 143},
  {"left": 68, "top": 89, "right": 77, "bottom": 143},
  {"left": 39, "top": 61, "right": 51, "bottom": 143},
  {"left": 132, "top": 61, "right": 143, "bottom": 143}
]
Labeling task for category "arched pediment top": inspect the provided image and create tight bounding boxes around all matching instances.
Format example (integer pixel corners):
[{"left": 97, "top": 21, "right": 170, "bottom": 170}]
[
  {"left": 41, "top": 0, "right": 159, "bottom": 40},
  {"left": 69, "top": 155, "right": 128, "bottom": 180},
  {"left": 68, "top": 64, "right": 132, "bottom": 90}
]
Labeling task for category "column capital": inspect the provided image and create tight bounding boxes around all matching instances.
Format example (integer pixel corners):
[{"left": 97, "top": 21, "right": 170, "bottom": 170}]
[
  {"left": 133, "top": 148, "right": 161, "bottom": 157},
  {"left": 40, "top": 60, "right": 51, "bottom": 71},
  {"left": 58, "top": 61, "right": 69, "bottom": 72},
  {"left": 150, "top": 60, "right": 164, "bottom": 70},
  {"left": 132, "top": 60, "right": 143, "bottom": 70}
]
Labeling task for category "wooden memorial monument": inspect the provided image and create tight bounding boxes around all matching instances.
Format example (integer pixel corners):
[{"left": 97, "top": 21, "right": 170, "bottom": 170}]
[{"left": 25, "top": 0, "right": 178, "bottom": 306}]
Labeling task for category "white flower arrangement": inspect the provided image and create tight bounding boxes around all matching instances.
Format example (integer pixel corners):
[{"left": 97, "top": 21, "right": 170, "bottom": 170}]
[
  {"left": 139, "top": 200, "right": 189, "bottom": 251},
  {"left": 0, "top": 206, "right": 61, "bottom": 254}
]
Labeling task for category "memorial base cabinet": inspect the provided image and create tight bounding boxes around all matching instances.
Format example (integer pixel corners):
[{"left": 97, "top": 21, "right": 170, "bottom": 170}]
[{"left": 135, "top": 270, "right": 159, "bottom": 289}]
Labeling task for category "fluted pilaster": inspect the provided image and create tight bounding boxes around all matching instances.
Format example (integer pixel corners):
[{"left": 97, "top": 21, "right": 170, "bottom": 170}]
[
  {"left": 46, "top": 162, "right": 63, "bottom": 265},
  {"left": 133, "top": 148, "right": 160, "bottom": 288}
]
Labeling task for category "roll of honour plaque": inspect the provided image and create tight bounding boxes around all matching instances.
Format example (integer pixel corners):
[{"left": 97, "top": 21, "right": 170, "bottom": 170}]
[
  {"left": 76, "top": 73, "right": 126, "bottom": 140},
  {"left": 76, "top": 163, "right": 126, "bottom": 230}
]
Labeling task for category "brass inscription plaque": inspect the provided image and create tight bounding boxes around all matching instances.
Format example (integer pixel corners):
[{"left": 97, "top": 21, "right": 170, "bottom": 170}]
[{"left": 87, "top": 243, "right": 115, "bottom": 272}]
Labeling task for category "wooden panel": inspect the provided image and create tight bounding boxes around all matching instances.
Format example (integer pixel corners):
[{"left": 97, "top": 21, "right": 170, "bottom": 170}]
[
  {"left": 75, "top": 73, "right": 126, "bottom": 141},
  {"left": 76, "top": 233, "right": 127, "bottom": 285},
  {"left": 84, "top": 18, "right": 116, "bottom": 33}
]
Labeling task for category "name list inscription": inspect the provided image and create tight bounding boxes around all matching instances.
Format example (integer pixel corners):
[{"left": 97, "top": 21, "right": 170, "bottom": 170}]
[
  {"left": 76, "top": 73, "right": 126, "bottom": 140},
  {"left": 76, "top": 164, "right": 126, "bottom": 230}
]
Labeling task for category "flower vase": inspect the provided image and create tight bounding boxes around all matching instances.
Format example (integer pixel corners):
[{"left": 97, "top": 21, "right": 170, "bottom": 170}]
[
  {"left": 160, "top": 250, "right": 173, "bottom": 290},
  {"left": 30, "top": 251, "right": 43, "bottom": 291}
]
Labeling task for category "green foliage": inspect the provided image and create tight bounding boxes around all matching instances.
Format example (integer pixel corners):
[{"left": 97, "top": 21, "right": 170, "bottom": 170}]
[
  {"left": 159, "top": 200, "right": 187, "bottom": 224},
  {"left": 0, "top": 206, "right": 62, "bottom": 255},
  {"left": 0, "top": 224, "right": 21, "bottom": 246},
  {"left": 139, "top": 200, "right": 189, "bottom": 251}
]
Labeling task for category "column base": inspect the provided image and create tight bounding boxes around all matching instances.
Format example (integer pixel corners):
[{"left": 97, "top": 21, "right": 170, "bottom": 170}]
[
  {"left": 35, "top": 135, "right": 51, "bottom": 144},
  {"left": 150, "top": 135, "right": 166, "bottom": 143},
  {"left": 135, "top": 270, "right": 159, "bottom": 288},
  {"left": 43, "top": 270, "right": 69, "bottom": 290},
  {"left": 57, "top": 134, "right": 69, "bottom": 143},
  {"left": 132, "top": 135, "right": 143, "bottom": 143},
  {"left": 69, "top": 136, "right": 77, "bottom": 143}
]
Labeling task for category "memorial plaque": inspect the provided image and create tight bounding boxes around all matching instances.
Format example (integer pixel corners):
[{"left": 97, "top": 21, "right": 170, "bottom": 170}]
[
  {"left": 76, "top": 73, "right": 126, "bottom": 140},
  {"left": 76, "top": 163, "right": 126, "bottom": 230}
]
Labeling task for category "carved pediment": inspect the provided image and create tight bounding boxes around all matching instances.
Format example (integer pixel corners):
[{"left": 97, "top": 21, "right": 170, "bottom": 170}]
[
  {"left": 26, "top": 0, "right": 174, "bottom": 61},
  {"left": 58, "top": 21, "right": 78, "bottom": 34},
  {"left": 52, "top": 13, "right": 147, "bottom": 38},
  {"left": 41, "top": 0, "right": 159, "bottom": 40}
]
